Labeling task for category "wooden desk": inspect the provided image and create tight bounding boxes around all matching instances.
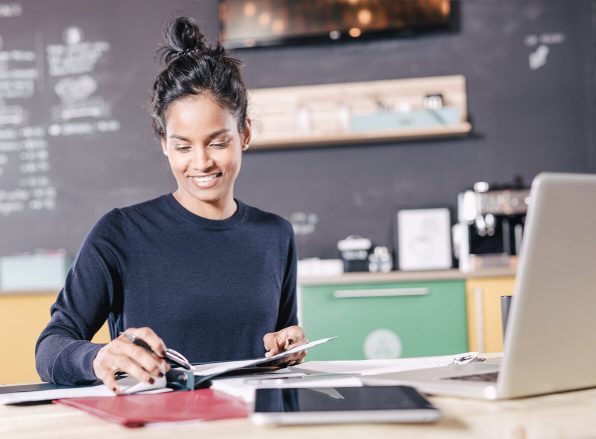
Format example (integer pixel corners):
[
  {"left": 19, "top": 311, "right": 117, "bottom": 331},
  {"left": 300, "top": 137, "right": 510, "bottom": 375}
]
[{"left": 2, "top": 387, "right": 596, "bottom": 438}]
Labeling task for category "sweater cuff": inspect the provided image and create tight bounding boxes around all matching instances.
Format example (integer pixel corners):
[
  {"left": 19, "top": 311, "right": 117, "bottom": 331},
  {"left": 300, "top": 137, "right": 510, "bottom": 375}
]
[{"left": 52, "top": 340, "right": 105, "bottom": 385}]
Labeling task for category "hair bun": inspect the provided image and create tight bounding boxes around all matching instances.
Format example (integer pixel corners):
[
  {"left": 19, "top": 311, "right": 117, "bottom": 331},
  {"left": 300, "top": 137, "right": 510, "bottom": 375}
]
[{"left": 159, "top": 17, "right": 208, "bottom": 64}]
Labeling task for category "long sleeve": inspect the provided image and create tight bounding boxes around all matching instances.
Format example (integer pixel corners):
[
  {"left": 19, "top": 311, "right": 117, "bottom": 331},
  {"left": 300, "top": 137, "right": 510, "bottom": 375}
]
[
  {"left": 35, "top": 209, "right": 129, "bottom": 385},
  {"left": 275, "top": 222, "right": 298, "bottom": 331}
]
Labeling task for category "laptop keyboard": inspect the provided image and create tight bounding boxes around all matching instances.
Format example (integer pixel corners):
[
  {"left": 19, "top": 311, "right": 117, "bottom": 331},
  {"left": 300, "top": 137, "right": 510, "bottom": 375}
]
[{"left": 444, "top": 371, "right": 499, "bottom": 382}]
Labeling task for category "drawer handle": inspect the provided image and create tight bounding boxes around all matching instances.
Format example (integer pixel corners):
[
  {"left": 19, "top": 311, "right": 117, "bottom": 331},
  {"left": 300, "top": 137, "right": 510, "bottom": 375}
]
[{"left": 333, "top": 287, "right": 430, "bottom": 298}]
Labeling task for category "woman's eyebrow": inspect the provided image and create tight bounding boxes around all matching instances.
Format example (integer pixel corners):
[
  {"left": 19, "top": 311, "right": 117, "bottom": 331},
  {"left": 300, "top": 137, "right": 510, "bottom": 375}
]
[
  {"left": 168, "top": 134, "right": 192, "bottom": 142},
  {"left": 168, "top": 129, "right": 230, "bottom": 142},
  {"left": 205, "top": 128, "right": 230, "bottom": 141}
]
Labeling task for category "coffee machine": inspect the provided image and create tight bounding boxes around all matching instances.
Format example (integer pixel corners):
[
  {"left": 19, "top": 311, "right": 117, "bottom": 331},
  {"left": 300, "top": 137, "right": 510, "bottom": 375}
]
[{"left": 453, "top": 178, "right": 530, "bottom": 272}]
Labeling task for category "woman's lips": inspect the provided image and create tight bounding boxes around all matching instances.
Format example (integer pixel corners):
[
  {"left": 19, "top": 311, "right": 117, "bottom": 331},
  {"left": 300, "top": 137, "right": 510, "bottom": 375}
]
[{"left": 188, "top": 172, "right": 222, "bottom": 188}]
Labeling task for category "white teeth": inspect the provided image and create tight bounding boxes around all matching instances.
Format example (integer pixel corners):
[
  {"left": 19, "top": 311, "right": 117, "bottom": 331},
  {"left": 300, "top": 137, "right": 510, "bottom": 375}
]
[{"left": 193, "top": 174, "right": 218, "bottom": 183}]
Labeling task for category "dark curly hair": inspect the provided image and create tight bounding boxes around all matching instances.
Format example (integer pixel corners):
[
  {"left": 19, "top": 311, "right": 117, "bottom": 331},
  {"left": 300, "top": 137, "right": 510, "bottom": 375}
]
[{"left": 150, "top": 17, "right": 248, "bottom": 138}]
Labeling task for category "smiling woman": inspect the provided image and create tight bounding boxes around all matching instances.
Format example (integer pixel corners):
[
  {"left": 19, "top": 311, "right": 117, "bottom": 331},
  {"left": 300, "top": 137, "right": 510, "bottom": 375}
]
[
  {"left": 161, "top": 95, "right": 247, "bottom": 220},
  {"left": 34, "top": 17, "right": 306, "bottom": 391}
]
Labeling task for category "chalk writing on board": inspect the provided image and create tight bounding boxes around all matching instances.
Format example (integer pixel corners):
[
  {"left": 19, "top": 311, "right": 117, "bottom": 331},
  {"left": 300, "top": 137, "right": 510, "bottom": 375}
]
[
  {"left": 0, "top": 126, "right": 55, "bottom": 216},
  {"left": 0, "top": 3, "right": 22, "bottom": 18},
  {"left": 529, "top": 45, "right": 549, "bottom": 70},
  {"left": 0, "top": 26, "right": 56, "bottom": 216},
  {"left": 46, "top": 28, "right": 109, "bottom": 77},
  {"left": 524, "top": 32, "right": 565, "bottom": 47},
  {"left": 524, "top": 32, "right": 565, "bottom": 71},
  {"left": 46, "top": 27, "right": 120, "bottom": 137},
  {"left": 290, "top": 212, "right": 319, "bottom": 236}
]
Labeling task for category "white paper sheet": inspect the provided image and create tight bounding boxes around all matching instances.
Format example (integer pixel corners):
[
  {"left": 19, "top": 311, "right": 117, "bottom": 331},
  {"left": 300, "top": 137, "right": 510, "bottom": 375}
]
[
  {"left": 192, "top": 337, "right": 337, "bottom": 377},
  {"left": 0, "top": 376, "right": 169, "bottom": 405},
  {"left": 290, "top": 353, "right": 480, "bottom": 376}
]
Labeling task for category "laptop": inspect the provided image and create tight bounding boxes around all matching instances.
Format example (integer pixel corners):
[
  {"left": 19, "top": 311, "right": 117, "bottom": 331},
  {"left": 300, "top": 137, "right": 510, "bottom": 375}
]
[{"left": 364, "top": 172, "right": 596, "bottom": 400}]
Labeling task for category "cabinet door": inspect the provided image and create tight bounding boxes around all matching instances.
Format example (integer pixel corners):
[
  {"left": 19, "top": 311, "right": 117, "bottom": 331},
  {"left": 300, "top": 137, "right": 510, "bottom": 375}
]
[
  {"left": 0, "top": 294, "right": 110, "bottom": 384},
  {"left": 300, "top": 280, "right": 467, "bottom": 361},
  {"left": 466, "top": 277, "right": 516, "bottom": 353}
]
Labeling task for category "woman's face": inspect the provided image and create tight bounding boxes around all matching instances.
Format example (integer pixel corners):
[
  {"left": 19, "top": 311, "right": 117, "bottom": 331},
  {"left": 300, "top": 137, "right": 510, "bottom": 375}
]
[{"left": 161, "top": 93, "right": 250, "bottom": 217}]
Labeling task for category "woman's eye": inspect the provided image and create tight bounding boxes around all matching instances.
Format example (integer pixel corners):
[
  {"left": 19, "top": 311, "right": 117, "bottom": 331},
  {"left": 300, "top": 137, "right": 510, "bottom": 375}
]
[
  {"left": 210, "top": 139, "right": 231, "bottom": 149},
  {"left": 174, "top": 145, "right": 191, "bottom": 152}
]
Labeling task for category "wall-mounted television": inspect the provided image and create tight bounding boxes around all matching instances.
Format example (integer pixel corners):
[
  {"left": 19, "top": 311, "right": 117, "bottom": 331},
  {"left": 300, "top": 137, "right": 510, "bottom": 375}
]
[{"left": 219, "top": 0, "right": 456, "bottom": 49}]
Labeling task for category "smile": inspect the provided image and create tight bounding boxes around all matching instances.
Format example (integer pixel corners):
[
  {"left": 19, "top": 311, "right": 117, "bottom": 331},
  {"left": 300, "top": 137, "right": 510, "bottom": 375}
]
[
  {"left": 191, "top": 173, "right": 221, "bottom": 183},
  {"left": 188, "top": 172, "right": 223, "bottom": 188}
]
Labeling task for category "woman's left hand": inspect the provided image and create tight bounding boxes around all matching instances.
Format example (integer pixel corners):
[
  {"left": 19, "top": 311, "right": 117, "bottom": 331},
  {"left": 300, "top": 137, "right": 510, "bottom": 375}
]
[{"left": 263, "top": 325, "right": 307, "bottom": 365}]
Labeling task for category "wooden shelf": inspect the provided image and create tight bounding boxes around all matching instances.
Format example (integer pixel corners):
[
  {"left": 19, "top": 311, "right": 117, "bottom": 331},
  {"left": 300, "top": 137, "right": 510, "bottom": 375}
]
[
  {"left": 248, "top": 75, "right": 471, "bottom": 150},
  {"left": 252, "top": 122, "right": 472, "bottom": 149}
]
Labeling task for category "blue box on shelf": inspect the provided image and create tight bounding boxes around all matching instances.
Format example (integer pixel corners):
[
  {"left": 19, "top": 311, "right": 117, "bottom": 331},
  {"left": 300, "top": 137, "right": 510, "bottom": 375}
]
[{"left": 351, "top": 107, "right": 461, "bottom": 133}]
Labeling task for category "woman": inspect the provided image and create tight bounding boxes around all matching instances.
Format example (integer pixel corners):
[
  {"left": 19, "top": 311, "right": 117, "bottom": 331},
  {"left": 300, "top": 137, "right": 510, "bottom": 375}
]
[{"left": 35, "top": 17, "right": 306, "bottom": 392}]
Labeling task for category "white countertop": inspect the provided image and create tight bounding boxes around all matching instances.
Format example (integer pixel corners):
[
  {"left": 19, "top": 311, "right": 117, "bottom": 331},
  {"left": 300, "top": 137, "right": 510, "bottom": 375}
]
[{"left": 298, "top": 268, "right": 517, "bottom": 286}]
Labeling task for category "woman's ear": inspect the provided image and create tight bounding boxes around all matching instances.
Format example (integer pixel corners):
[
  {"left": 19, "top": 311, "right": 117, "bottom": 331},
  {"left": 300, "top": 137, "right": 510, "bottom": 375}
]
[
  {"left": 160, "top": 138, "right": 168, "bottom": 156},
  {"left": 242, "top": 118, "right": 252, "bottom": 151}
]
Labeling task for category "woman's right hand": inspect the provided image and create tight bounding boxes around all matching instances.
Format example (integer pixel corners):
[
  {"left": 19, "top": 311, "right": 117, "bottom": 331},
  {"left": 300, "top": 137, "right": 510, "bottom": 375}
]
[{"left": 92, "top": 327, "right": 171, "bottom": 394}]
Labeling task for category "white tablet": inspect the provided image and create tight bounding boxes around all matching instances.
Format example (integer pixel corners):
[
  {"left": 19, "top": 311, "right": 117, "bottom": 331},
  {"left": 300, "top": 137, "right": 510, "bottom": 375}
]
[{"left": 251, "top": 386, "right": 440, "bottom": 425}]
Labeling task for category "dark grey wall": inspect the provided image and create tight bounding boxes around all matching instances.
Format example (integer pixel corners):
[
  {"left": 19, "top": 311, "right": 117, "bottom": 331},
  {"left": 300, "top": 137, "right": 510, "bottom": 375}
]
[
  {"left": 234, "top": 0, "right": 596, "bottom": 258},
  {"left": 0, "top": 0, "right": 594, "bottom": 261}
]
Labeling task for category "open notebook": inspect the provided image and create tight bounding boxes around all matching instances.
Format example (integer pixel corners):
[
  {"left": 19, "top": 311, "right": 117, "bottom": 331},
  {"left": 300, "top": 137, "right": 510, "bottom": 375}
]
[
  {"left": 192, "top": 337, "right": 336, "bottom": 384},
  {"left": 0, "top": 337, "right": 336, "bottom": 404}
]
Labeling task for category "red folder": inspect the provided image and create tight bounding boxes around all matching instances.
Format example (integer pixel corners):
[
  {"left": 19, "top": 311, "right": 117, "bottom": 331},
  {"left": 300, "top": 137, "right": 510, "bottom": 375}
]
[{"left": 54, "top": 389, "right": 248, "bottom": 428}]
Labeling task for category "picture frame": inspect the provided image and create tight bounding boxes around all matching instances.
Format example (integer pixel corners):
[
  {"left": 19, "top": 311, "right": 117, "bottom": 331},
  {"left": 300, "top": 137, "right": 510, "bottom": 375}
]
[{"left": 396, "top": 207, "right": 453, "bottom": 271}]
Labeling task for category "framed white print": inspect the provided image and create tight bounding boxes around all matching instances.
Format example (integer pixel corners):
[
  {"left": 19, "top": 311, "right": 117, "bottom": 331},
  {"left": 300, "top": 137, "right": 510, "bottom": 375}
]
[{"left": 397, "top": 208, "right": 452, "bottom": 271}]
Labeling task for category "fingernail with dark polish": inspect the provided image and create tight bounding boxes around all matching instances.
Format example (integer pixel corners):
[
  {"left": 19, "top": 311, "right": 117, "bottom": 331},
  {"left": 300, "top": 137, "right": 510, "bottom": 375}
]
[
  {"left": 161, "top": 350, "right": 167, "bottom": 356},
  {"left": 158, "top": 372, "right": 164, "bottom": 377},
  {"left": 149, "top": 378, "right": 155, "bottom": 384}
]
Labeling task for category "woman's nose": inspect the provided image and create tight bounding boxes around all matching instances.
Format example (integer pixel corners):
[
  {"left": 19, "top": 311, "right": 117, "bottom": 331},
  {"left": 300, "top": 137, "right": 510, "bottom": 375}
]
[{"left": 191, "top": 148, "right": 214, "bottom": 171}]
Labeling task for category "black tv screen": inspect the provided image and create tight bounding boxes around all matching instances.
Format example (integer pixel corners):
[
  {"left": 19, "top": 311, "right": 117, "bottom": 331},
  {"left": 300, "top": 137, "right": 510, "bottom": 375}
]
[{"left": 219, "top": 0, "right": 454, "bottom": 49}]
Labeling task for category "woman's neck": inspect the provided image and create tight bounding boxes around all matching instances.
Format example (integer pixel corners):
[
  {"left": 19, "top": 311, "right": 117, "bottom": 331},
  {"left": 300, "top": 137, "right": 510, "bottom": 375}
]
[{"left": 172, "top": 191, "right": 237, "bottom": 220}]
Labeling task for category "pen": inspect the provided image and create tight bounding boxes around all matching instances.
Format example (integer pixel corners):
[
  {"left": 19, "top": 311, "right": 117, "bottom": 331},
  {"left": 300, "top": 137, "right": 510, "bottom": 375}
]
[{"left": 120, "top": 332, "right": 192, "bottom": 370}]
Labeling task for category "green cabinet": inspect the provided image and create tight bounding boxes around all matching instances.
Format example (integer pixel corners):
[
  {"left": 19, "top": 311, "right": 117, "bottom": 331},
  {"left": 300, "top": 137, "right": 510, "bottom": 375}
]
[{"left": 300, "top": 279, "right": 468, "bottom": 360}]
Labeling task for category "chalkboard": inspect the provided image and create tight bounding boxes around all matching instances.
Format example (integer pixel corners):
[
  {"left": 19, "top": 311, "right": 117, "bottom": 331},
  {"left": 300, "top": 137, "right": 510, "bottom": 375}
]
[
  {"left": 0, "top": 0, "right": 212, "bottom": 255},
  {"left": 0, "top": 0, "right": 594, "bottom": 262}
]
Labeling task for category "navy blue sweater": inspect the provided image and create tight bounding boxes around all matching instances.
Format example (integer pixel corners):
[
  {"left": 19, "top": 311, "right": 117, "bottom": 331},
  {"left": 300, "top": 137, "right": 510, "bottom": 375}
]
[{"left": 35, "top": 196, "right": 297, "bottom": 385}]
